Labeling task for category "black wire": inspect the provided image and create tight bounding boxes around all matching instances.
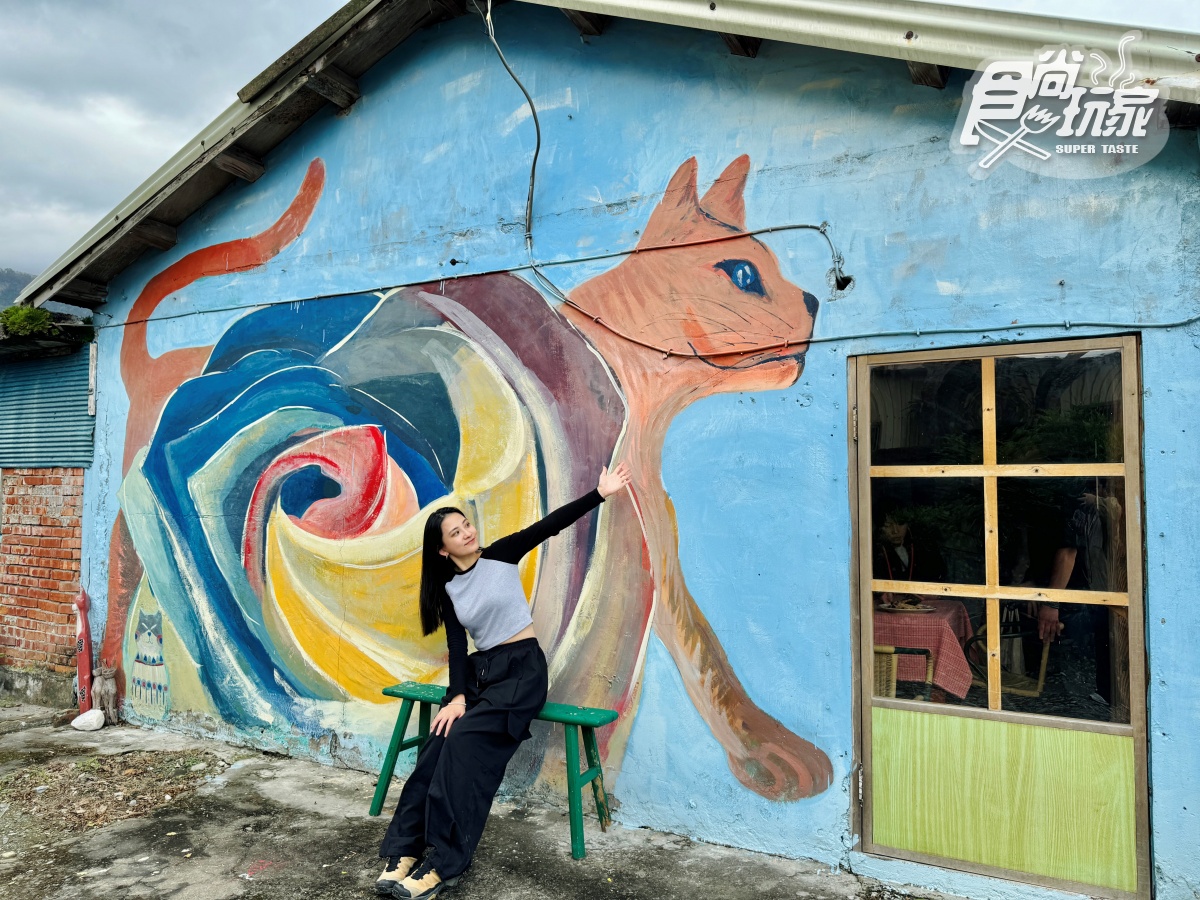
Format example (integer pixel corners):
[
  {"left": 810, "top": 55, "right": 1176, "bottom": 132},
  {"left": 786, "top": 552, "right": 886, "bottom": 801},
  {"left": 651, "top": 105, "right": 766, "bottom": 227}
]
[
  {"left": 474, "top": 0, "right": 540, "bottom": 252},
  {"left": 471, "top": 0, "right": 849, "bottom": 327},
  {"left": 85, "top": 8, "right": 1200, "bottom": 349}
]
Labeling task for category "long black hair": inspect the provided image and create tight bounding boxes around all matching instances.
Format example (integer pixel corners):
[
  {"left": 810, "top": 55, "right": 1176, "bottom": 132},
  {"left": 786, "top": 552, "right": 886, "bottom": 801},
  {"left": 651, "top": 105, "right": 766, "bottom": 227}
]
[{"left": 418, "top": 506, "right": 466, "bottom": 636}]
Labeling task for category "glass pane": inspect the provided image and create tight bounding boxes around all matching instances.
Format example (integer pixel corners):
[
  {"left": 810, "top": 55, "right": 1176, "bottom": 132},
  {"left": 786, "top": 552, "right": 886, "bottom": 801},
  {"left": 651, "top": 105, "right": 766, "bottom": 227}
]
[
  {"left": 997, "top": 477, "right": 1126, "bottom": 592},
  {"left": 870, "top": 360, "right": 983, "bottom": 465},
  {"left": 996, "top": 350, "right": 1123, "bottom": 464},
  {"left": 872, "top": 478, "right": 985, "bottom": 586},
  {"left": 872, "top": 592, "right": 987, "bottom": 708},
  {"left": 985, "top": 600, "right": 1130, "bottom": 724}
]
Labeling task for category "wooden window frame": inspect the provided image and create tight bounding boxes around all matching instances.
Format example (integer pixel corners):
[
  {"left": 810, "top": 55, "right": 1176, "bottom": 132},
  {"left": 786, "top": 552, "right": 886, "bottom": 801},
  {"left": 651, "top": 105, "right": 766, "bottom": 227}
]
[{"left": 848, "top": 335, "right": 1150, "bottom": 900}]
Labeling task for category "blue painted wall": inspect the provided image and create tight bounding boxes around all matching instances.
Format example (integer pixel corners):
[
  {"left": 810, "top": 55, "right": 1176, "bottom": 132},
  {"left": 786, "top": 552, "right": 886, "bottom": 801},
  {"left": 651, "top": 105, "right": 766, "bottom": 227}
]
[{"left": 82, "top": 6, "right": 1200, "bottom": 898}]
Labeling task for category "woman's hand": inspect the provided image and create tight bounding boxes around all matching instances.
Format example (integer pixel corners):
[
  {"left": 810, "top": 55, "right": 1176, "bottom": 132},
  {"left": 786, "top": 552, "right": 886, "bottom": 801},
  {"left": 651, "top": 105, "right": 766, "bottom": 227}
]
[
  {"left": 597, "top": 462, "right": 632, "bottom": 498},
  {"left": 432, "top": 695, "right": 467, "bottom": 736}
]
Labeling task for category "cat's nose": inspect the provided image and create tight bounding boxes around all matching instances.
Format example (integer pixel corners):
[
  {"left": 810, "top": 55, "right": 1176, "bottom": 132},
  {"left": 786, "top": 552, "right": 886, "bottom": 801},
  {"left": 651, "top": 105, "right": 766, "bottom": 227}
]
[{"left": 803, "top": 291, "right": 820, "bottom": 318}]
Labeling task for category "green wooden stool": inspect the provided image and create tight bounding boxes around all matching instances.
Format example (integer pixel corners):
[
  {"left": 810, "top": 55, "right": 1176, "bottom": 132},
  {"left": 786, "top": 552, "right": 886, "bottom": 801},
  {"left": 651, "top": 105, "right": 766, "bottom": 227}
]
[{"left": 368, "top": 681, "right": 618, "bottom": 859}]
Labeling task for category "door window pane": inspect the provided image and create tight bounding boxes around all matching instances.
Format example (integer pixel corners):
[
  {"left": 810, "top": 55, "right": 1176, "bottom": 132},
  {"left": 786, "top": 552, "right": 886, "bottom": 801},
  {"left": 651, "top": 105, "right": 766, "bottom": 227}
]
[
  {"left": 870, "top": 360, "right": 983, "bottom": 465},
  {"left": 873, "top": 592, "right": 987, "bottom": 709},
  {"left": 979, "top": 601, "right": 1131, "bottom": 724},
  {"left": 997, "top": 477, "right": 1126, "bottom": 592},
  {"left": 872, "top": 478, "right": 985, "bottom": 586},
  {"left": 996, "top": 350, "right": 1123, "bottom": 464}
]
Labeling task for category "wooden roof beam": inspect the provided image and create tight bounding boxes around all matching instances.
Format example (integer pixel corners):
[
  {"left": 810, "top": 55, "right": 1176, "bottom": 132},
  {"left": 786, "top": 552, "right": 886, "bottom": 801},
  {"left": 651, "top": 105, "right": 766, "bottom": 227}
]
[
  {"left": 1165, "top": 100, "right": 1200, "bottom": 127},
  {"left": 721, "top": 33, "right": 762, "bottom": 58},
  {"left": 213, "top": 146, "right": 266, "bottom": 182},
  {"left": 561, "top": 9, "right": 606, "bottom": 36},
  {"left": 55, "top": 278, "right": 108, "bottom": 308},
  {"left": 128, "top": 218, "right": 178, "bottom": 251},
  {"left": 238, "top": 0, "right": 382, "bottom": 103},
  {"left": 305, "top": 64, "right": 361, "bottom": 109},
  {"left": 907, "top": 60, "right": 949, "bottom": 89}
]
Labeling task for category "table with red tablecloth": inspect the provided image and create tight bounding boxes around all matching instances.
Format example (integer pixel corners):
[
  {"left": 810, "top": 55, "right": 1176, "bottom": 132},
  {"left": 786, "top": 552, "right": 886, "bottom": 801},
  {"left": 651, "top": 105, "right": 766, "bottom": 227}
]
[{"left": 873, "top": 598, "right": 975, "bottom": 698}]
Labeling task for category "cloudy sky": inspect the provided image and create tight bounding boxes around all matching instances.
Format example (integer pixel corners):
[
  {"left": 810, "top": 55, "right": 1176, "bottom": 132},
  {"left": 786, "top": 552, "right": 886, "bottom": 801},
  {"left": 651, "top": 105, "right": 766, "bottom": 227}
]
[
  {"left": 0, "top": 0, "right": 343, "bottom": 278},
  {"left": 2, "top": 0, "right": 1195, "bottom": 280}
]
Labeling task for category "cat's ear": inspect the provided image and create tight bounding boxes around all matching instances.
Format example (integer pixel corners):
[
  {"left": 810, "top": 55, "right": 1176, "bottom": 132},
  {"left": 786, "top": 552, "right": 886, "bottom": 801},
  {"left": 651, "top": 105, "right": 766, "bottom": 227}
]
[
  {"left": 699, "top": 154, "right": 749, "bottom": 231},
  {"left": 640, "top": 157, "right": 700, "bottom": 246}
]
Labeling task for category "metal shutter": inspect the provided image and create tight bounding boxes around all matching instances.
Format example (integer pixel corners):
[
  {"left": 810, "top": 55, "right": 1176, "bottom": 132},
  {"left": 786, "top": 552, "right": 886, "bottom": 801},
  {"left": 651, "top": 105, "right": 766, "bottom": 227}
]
[{"left": 0, "top": 348, "right": 93, "bottom": 467}]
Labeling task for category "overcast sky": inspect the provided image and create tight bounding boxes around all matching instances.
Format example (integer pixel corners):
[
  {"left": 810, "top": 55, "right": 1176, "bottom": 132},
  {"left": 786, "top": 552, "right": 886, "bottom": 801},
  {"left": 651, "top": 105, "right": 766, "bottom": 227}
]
[
  {"left": 0, "top": 0, "right": 343, "bottom": 277},
  {"left": 2, "top": 0, "right": 1196, "bottom": 280}
]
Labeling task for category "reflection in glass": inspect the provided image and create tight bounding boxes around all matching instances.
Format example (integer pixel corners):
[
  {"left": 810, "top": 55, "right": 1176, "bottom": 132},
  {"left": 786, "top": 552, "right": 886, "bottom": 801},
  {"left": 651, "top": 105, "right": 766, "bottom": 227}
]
[
  {"left": 996, "top": 350, "right": 1123, "bottom": 464},
  {"left": 997, "top": 477, "right": 1126, "bottom": 592},
  {"left": 870, "top": 360, "right": 982, "bottom": 465},
  {"left": 958, "top": 601, "right": 1131, "bottom": 724},
  {"left": 872, "top": 478, "right": 984, "bottom": 586},
  {"left": 871, "top": 592, "right": 987, "bottom": 708}
]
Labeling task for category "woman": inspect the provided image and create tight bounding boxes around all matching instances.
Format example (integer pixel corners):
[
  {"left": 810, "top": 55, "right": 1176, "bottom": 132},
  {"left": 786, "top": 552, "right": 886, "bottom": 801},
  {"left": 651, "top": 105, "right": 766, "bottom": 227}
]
[{"left": 376, "top": 462, "right": 632, "bottom": 899}]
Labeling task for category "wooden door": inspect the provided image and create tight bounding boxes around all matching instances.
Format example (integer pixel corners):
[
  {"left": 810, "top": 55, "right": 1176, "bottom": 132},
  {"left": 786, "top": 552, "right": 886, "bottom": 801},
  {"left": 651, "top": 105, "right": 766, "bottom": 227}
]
[{"left": 852, "top": 337, "right": 1149, "bottom": 899}]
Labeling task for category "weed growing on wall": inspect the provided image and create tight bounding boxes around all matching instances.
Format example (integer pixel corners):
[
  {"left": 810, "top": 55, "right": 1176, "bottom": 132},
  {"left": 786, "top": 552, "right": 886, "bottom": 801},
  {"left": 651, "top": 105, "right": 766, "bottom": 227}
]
[{"left": 0, "top": 306, "right": 59, "bottom": 338}]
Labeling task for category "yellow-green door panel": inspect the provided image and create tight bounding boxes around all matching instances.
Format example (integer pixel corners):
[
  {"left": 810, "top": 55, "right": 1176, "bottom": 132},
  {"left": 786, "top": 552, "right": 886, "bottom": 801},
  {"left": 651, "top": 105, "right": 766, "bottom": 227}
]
[{"left": 871, "top": 707, "right": 1136, "bottom": 892}]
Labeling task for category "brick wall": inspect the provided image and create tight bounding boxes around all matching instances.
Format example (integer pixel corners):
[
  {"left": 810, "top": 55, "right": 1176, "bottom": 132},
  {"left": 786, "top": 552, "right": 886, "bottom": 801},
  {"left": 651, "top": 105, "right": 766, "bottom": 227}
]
[{"left": 0, "top": 468, "right": 84, "bottom": 674}]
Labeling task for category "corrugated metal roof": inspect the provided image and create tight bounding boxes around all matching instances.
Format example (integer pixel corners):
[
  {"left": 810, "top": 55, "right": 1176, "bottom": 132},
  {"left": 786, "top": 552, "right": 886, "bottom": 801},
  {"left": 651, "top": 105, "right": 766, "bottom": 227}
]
[
  {"left": 13, "top": 0, "right": 1200, "bottom": 314},
  {"left": 0, "top": 349, "right": 94, "bottom": 467},
  {"left": 518, "top": 0, "right": 1200, "bottom": 86}
]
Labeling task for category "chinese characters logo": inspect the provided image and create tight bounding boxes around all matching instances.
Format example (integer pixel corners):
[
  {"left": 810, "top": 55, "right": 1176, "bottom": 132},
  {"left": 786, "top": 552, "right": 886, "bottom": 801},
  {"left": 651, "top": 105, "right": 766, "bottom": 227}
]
[{"left": 954, "top": 32, "right": 1170, "bottom": 178}]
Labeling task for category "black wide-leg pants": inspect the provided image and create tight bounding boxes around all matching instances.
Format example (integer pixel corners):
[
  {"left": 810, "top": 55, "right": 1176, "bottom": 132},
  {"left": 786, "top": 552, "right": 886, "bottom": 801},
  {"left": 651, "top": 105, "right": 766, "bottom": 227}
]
[{"left": 379, "top": 638, "right": 548, "bottom": 878}]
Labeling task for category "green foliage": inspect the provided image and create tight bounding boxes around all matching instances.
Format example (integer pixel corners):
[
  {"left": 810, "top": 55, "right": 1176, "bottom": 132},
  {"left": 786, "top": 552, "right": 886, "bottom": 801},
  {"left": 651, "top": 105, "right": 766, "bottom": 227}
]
[
  {"left": 997, "top": 403, "right": 1121, "bottom": 464},
  {"left": 0, "top": 305, "right": 59, "bottom": 338},
  {"left": 889, "top": 492, "right": 985, "bottom": 584},
  {"left": 932, "top": 431, "right": 982, "bottom": 465}
]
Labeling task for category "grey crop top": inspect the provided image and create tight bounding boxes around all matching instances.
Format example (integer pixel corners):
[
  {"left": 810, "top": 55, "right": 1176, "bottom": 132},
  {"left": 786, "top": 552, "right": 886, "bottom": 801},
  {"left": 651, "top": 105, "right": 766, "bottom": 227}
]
[
  {"left": 445, "top": 558, "right": 531, "bottom": 652},
  {"left": 440, "top": 489, "right": 605, "bottom": 701}
]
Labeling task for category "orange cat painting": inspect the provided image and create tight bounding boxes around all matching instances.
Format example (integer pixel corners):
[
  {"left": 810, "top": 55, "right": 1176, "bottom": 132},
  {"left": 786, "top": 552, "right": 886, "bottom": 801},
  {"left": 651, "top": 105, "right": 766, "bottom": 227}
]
[{"left": 559, "top": 155, "right": 832, "bottom": 800}]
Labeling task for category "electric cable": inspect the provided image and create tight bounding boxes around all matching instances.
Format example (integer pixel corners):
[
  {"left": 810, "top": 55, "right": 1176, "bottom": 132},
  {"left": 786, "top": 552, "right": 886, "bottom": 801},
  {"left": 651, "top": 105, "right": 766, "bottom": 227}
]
[
  {"left": 473, "top": 0, "right": 856, "bottom": 362},
  {"left": 74, "top": 274, "right": 1200, "bottom": 347},
  {"left": 76, "top": 10, "right": 1200, "bottom": 352},
  {"left": 469, "top": 9, "right": 1198, "bottom": 359}
]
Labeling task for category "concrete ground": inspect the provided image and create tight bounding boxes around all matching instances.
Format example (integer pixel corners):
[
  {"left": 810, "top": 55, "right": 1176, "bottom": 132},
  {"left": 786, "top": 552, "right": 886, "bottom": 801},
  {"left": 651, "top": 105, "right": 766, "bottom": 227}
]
[{"left": 0, "top": 712, "right": 950, "bottom": 900}]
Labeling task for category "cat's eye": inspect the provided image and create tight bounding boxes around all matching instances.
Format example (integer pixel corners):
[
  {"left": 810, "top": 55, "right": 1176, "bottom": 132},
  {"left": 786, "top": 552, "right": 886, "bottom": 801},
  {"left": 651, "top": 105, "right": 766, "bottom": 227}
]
[{"left": 714, "top": 259, "right": 764, "bottom": 296}]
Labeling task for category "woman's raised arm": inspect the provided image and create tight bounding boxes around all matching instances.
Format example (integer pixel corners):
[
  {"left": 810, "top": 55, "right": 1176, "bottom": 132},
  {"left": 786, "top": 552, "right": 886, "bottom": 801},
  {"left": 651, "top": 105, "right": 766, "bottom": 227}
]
[{"left": 483, "top": 463, "right": 631, "bottom": 564}]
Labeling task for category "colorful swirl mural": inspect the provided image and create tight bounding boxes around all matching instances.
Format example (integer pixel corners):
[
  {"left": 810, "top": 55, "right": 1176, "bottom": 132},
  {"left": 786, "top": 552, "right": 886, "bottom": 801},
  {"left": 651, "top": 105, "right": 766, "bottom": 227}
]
[
  {"left": 119, "top": 274, "right": 623, "bottom": 725},
  {"left": 113, "top": 155, "right": 833, "bottom": 801}
]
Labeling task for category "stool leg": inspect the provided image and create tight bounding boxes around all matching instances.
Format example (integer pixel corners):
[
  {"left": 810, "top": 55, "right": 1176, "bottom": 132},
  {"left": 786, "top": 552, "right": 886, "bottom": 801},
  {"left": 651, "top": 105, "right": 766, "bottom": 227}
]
[
  {"left": 564, "top": 724, "right": 586, "bottom": 859},
  {"left": 369, "top": 699, "right": 414, "bottom": 816},
  {"left": 581, "top": 727, "right": 612, "bottom": 831},
  {"left": 417, "top": 702, "right": 432, "bottom": 751}
]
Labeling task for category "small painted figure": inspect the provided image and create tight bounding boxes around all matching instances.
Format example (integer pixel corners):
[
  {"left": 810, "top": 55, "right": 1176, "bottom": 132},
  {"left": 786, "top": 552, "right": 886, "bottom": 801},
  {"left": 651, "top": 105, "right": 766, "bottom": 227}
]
[
  {"left": 130, "top": 611, "right": 169, "bottom": 714},
  {"left": 92, "top": 662, "right": 120, "bottom": 726}
]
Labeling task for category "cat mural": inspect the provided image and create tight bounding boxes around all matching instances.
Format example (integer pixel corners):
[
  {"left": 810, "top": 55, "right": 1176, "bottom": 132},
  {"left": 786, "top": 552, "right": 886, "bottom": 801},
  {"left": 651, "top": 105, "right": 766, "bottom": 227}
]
[
  {"left": 129, "top": 611, "right": 168, "bottom": 717},
  {"left": 108, "top": 155, "right": 832, "bottom": 801},
  {"left": 560, "top": 155, "right": 831, "bottom": 799}
]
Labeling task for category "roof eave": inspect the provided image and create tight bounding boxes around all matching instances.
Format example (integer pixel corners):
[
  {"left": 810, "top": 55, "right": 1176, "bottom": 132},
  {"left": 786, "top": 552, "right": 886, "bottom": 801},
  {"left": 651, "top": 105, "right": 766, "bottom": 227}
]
[
  {"left": 15, "top": 0, "right": 454, "bottom": 310},
  {"left": 525, "top": 0, "right": 1200, "bottom": 96},
  {"left": 14, "top": 98, "right": 251, "bottom": 309},
  {"left": 14, "top": 0, "right": 1199, "bottom": 311}
]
